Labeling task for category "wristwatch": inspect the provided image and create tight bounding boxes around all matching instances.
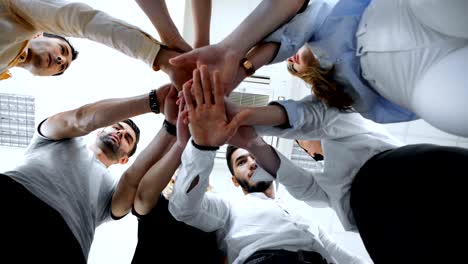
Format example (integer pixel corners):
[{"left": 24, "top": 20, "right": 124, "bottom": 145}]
[
  {"left": 240, "top": 58, "right": 256, "bottom": 76},
  {"left": 149, "top": 89, "right": 160, "bottom": 114}
]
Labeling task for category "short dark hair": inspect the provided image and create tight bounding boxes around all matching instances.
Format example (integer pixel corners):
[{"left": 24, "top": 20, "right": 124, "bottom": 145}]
[
  {"left": 43, "top": 32, "right": 79, "bottom": 76},
  {"left": 122, "top": 119, "right": 140, "bottom": 157},
  {"left": 226, "top": 145, "right": 239, "bottom": 175}
]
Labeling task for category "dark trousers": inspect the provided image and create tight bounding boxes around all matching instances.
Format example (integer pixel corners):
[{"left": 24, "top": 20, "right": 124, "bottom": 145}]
[
  {"left": 0, "top": 175, "right": 86, "bottom": 264},
  {"left": 244, "top": 249, "right": 327, "bottom": 264},
  {"left": 350, "top": 144, "right": 468, "bottom": 264}
]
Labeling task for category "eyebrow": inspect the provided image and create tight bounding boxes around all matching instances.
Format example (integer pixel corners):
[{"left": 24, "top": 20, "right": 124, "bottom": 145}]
[
  {"left": 235, "top": 154, "right": 252, "bottom": 165},
  {"left": 117, "top": 123, "right": 135, "bottom": 144},
  {"left": 61, "top": 44, "right": 71, "bottom": 72}
]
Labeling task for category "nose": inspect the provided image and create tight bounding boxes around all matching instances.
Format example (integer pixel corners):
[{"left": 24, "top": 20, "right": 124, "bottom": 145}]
[
  {"left": 56, "top": 55, "right": 64, "bottom": 65},
  {"left": 248, "top": 157, "right": 257, "bottom": 171}
]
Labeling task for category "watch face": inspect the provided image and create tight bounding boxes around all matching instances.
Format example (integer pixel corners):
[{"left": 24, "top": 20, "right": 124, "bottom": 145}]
[{"left": 242, "top": 59, "right": 255, "bottom": 76}]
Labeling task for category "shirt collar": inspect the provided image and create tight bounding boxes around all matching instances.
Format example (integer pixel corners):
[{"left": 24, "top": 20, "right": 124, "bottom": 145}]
[
  {"left": 1, "top": 40, "right": 30, "bottom": 81},
  {"left": 245, "top": 192, "right": 271, "bottom": 200}
]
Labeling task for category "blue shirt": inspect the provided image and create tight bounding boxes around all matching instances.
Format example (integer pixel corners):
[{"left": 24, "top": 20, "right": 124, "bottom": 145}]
[{"left": 265, "top": 0, "right": 418, "bottom": 123}]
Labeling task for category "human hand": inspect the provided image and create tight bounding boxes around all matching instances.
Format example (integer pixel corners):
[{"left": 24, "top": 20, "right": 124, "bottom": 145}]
[
  {"left": 162, "top": 85, "right": 179, "bottom": 125},
  {"left": 227, "top": 125, "right": 260, "bottom": 150},
  {"left": 176, "top": 96, "right": 190, "bottom": 148},
  {"left": 183, "top": 65, "right": 248, "bottom": 147},
  {"left": 155, "top": 47, "right": 196, "bottom": 91},
  {"left": 164, "top": 36, "right": 192, "bottom": 53},
  {"left": 170, "top": 43, "right": 243, "bottom": 93}
]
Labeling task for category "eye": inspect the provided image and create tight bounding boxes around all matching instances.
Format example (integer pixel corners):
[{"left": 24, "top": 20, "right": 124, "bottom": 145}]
[
  {"left": 287, "top": 63, "right": 298, "bottom": 74},
  {"left": 125, "top": 134, "right": 133, "bottom": 144},
  {"left": 61, "top": 45, "right": 65, "bottom": 54},
  {"left": 237, "top": 160, "right": 246, "bottom": 166}
]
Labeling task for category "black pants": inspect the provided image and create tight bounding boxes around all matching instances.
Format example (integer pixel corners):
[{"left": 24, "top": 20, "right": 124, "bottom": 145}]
[
  {"left": 0, "top": 175, "right": 86, "bottom": 264},
  {"left": 244, "top": 249, "right": 327, "bottom": 264},
  {"left": 350, "top": 144, "right": 468, "bottom": 264}
]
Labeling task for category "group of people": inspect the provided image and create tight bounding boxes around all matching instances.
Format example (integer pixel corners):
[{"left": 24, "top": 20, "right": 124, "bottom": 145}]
[{"left": 1, "top": 0, "right": 467, "bottom": 263}]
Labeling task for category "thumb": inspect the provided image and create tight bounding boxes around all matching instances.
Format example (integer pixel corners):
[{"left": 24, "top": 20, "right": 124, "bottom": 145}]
[
  {"left": 225, "top": 110, "right": 250, "bottom": 137},
  {"left": 169, "top": 50, "right": 197, "bottom": 66}
]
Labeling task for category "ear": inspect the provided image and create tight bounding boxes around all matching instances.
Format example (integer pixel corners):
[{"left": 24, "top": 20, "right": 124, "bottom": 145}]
[
  {"left": 231, "top": 176, "right": 240, "bottom": 187},
  {"left": 33, "top": 32, "right": 43, "bottom": 39},
  {"left": 118, "top": 156, "right": 129, "bottom": 165}
]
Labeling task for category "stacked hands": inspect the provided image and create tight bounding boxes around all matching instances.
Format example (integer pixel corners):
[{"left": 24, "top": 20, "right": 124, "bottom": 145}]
[
  {"left": 159, "top": 64, "right": 258, "bottom": 151},
  {"left": 166, "top": 44, "right": 247, "bottom": 94}
]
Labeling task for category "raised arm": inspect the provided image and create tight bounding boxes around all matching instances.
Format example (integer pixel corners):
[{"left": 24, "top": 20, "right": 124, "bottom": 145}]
[
  {"left": 112, "top": 126, "right": 175, "bottom": 217},
  {"left": 191, "top": 0, "right": 212, "bottom": 48},
  {"left": 169, "top": 65, "right": 247, "bottom": 231},
  {"left": 112, "top": 85, "right": 180, "bottom": 217},
  {"left": 135, "top": 0, "right": 192, "bottom": 52},
  {"left": 170, "top": 0, "right": 306, "bottom": 90},
  {"left": 133, "top": 94, "right": 190, "bottom": 215},
  {"left": 40, "top": 84, "right": 170, "bottom": 140}
]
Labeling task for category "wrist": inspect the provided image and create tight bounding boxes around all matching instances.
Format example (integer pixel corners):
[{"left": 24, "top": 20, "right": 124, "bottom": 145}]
[
  {"left": 149, "top": 89, "right": 160, "bottom": 114},
  {"left": 240, "top": 58, "right": 256, "bottom": 76},
  {"left": 191, "top": 139, "right": 219, "bottom": 151},
  {"left": 154, "top": 45, "right": 176, "bottom": 72},
  {"left": 163, "top": 120, "right": 176, "bottom": 136}
]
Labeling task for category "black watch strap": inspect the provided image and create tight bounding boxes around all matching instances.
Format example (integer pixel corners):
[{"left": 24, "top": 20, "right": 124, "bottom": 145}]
[
  {"left": 149, "top": 89, "right": 160, "bottom": 114},
  {"left": 163, "top": 120, "right": 177, "bottom": 136}
]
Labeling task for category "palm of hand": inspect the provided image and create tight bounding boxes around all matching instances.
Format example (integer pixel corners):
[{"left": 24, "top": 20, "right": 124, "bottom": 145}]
[{"left": 189, "top": 105, "right": 232, "bottom": 147}]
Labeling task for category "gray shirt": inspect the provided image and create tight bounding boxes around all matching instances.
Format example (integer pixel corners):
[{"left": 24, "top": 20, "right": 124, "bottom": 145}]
[{"left": 4, "top": 128, "right": 116, "bottom": 258}]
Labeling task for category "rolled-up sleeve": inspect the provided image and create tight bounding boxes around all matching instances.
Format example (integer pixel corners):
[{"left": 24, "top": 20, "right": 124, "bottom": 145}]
[
  {"left": 255, "top": 96, "right": 334, "bottom": 140},
  {"left": 12, "top": 0, "right": 161, "bottom": 68},
  {"left": 264, "top": 1, "right": 332, "bottom": 64},
  {"left": 169, "top": 141, "right": 230, "bottom": 232}
]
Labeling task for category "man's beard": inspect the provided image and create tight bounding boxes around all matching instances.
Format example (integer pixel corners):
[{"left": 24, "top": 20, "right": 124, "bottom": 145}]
[
  {"left": 97, "top": 134, "right": 122, "bottom": 160},
  {"left": 236, "top": 177, "right": 272, "bottom": 194}
]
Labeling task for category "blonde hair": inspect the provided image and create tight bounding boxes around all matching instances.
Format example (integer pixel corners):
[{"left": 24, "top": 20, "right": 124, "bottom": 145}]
[{"left": 287, "top": 60, "right": 354, "bottom": 111}]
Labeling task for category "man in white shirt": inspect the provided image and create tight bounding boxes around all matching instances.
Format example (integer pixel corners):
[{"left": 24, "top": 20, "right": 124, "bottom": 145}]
[
  {"left": 169, "top": 66, "right": 367, "bottom": 264},
  {"left": 0, "top": 0, "right": 191, "bottom": 88}
]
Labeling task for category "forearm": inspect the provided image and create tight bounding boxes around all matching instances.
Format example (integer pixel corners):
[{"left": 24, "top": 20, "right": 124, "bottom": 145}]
[
  {"left": 169, "top": 142, "right": 228, "bottom": 232},
  {"left": 134, "top": 141, "right": 183, "bottom": 215},
  {"left": 112, "top": 128, "right": 175, "bottom": 217},
  {"left": 220, "top": 0, "right": 305, "bottom": 56},
  {"left": 191, "top": 0, "right": 212, "bottom": 48},
  {"left": 244, "top": 137, "right": 280, "bottom": 177},
  {"left": 246, "top": 42, "right": 280, "bottom": 70},
  {"left": 136, "top": 0, "right": 183, "bottom": 45},
  {"left": 242, "top": 104, "right": 288, "bottom": 127},
  {"left": 42, "top": 93, "right": 153, "bottom": 140}
]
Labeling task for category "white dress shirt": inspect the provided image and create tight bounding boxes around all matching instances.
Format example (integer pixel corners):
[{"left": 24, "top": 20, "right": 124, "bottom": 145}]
[
  {"left": 255, "top": 95, "right": 403, "bottom": 231},
  {"left": 169, "top": 142, "right": 368, "bottom": 264},
  {"left": 0, "top": 0, "right": 161, "bottom": 79}
]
